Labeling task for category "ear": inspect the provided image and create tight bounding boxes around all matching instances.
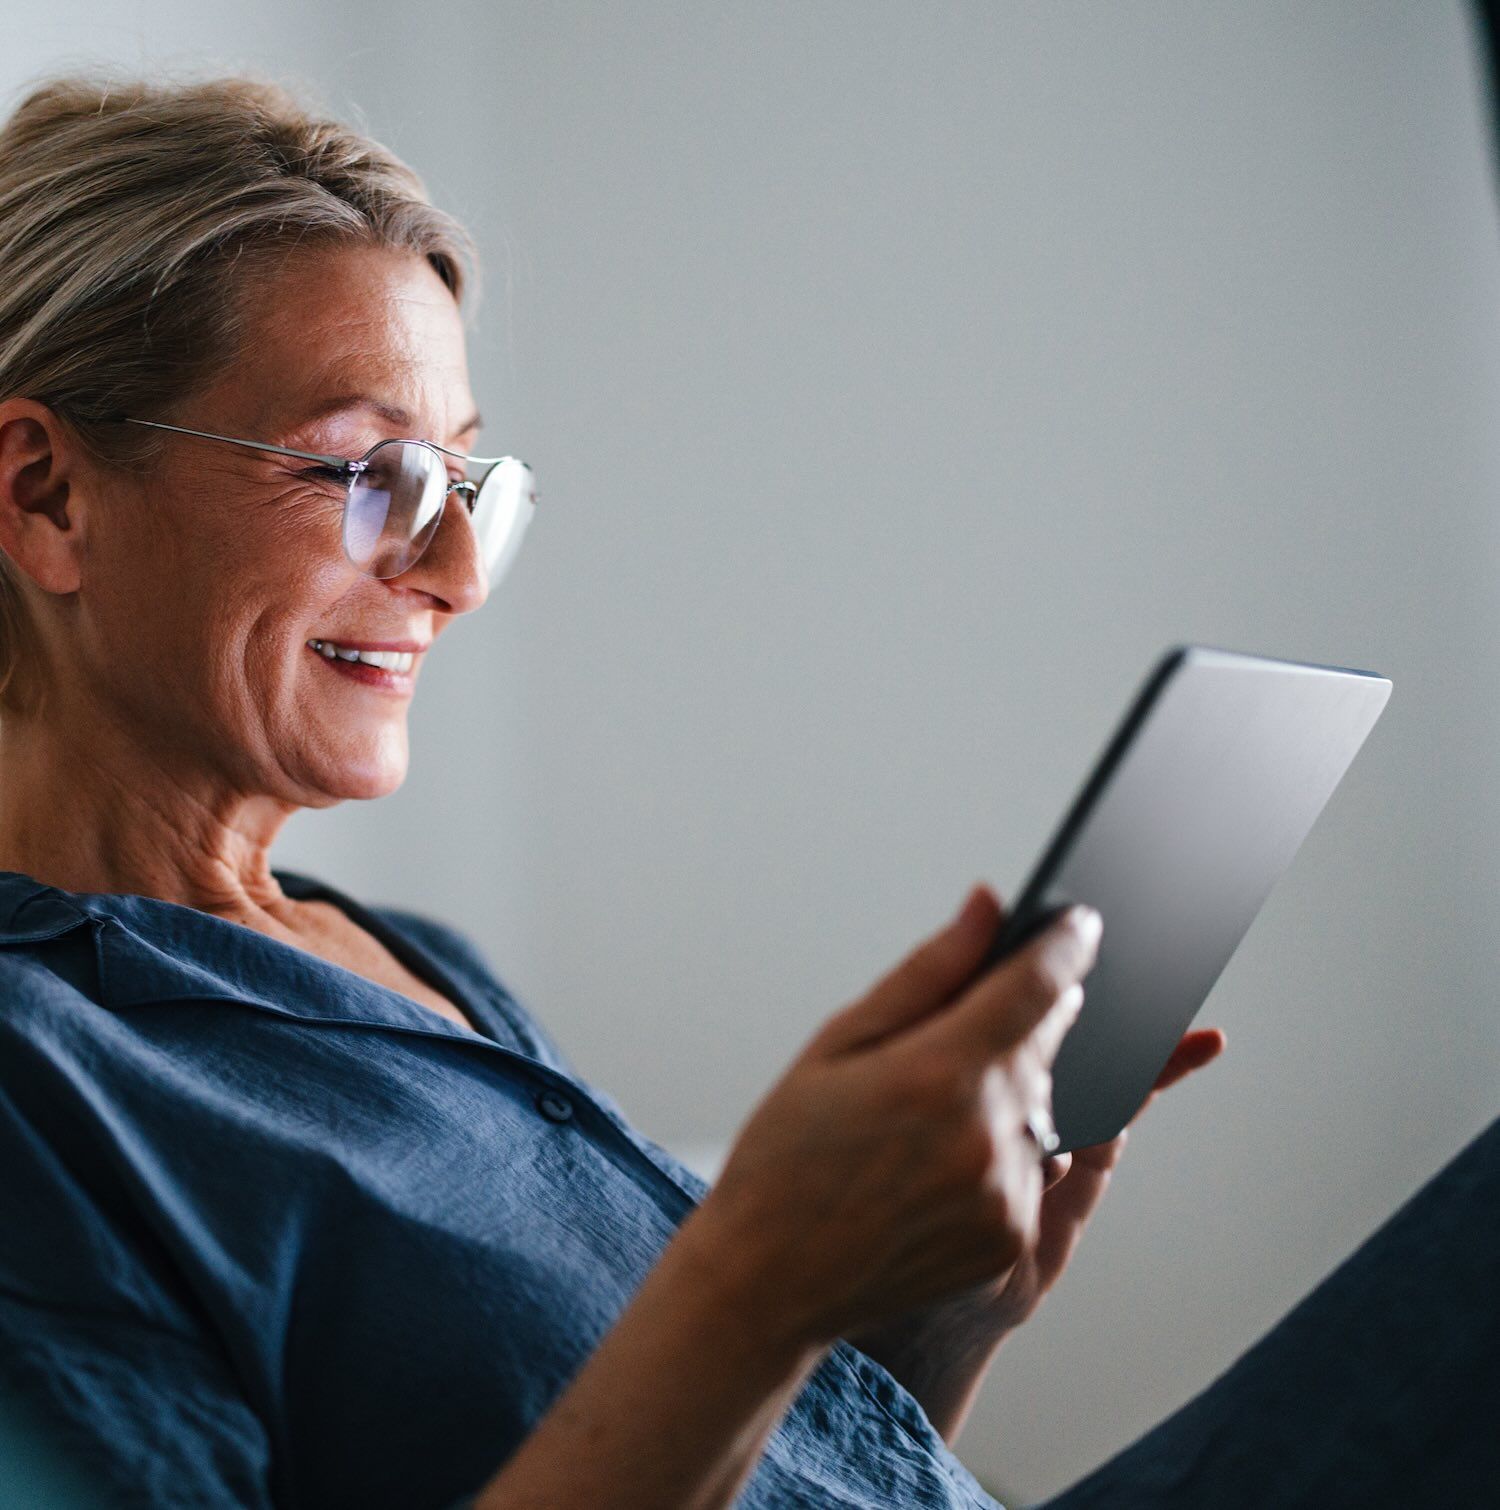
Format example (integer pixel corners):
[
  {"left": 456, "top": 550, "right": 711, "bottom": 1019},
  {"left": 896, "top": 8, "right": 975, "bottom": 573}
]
[{"left": 0, "top": 398, "right": 90, "bottom": 597}]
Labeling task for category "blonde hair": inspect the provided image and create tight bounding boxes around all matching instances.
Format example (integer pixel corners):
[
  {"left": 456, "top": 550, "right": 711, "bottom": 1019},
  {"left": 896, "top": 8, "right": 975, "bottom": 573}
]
[{"left": 0, "top": 69, "right": 481, "bottom": 715}]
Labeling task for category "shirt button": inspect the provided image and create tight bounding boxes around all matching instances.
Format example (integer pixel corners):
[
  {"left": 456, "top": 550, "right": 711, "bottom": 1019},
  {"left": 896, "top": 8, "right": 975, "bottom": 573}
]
[{"left": 535, "top": 1088, "right": 575, "bottom": 1124}]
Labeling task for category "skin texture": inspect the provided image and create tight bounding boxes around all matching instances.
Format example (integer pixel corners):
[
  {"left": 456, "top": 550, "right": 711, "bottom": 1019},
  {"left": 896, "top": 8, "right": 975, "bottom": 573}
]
[
  {"left": 0, "top": 240, "right": 1225, "bottom": 1502},
  {"left": 0, "top": 244, "right": 487, "bottom": 954},
  {"left": 710, "top": 884, "right": 1226, "bottom": 1445},
  {"left": 839, "top": 887, "right": 1225, "bottom": 1442},
  {"left": 475, "top": 889, "right": 1223, "bottom": 1507}
]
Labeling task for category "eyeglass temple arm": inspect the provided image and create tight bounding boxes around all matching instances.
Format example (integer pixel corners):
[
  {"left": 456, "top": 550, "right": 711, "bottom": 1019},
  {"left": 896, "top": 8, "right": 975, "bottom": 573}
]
[
  {"left": 110, "top": 414, "right": 530, "bottom": 479},
  {"left": 424, "top": 440, "right": 524, "bottom": 467},
  {"left": 110, "top": 416, "right": 365, "bottom": 472}
]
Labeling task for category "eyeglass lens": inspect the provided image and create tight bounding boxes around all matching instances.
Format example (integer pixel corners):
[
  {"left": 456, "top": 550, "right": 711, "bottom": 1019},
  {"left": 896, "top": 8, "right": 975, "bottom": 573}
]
[{"left": 342, "top": 440, "right": 537, "bottom": 582}]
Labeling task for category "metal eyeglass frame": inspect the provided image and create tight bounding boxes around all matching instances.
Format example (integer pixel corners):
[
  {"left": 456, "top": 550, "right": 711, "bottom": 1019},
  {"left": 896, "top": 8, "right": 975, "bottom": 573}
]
[{"left": 102, "top": 412, "right": 537, "bottom": 576}]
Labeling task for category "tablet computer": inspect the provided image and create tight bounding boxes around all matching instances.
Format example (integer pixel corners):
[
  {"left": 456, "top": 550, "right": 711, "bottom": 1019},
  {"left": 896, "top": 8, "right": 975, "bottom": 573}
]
[{"left": 981, "top": 644, "right": 1392, "bottom": 1153}]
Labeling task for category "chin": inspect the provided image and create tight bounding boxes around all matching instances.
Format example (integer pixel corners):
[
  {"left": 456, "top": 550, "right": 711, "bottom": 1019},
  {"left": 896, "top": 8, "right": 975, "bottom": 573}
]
[
  {"left": 343, "top": 765, "right": 408, "bottom": 802},
  {"left": 310, "top": 733, "right": 410, "bottom": 803}
]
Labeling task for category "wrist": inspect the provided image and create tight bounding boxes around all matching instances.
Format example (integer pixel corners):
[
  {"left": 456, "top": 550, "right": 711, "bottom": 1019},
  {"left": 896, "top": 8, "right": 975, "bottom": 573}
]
[
  {"left": 469, "top": 1191, "right": 832, "bottom": 1508},
  {"left": 671, "top": 1193, "right": 832, "bottom": 1366}
]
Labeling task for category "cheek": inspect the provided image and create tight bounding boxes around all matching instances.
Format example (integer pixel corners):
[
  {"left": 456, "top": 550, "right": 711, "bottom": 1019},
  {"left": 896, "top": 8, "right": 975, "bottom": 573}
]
[
  {"left": 235, "top": 483, "right": 346, "bottom": 576},
  {"left": 179, "top": 516, "right": 359, "bottom": 694},
  {"left": 215, "top": 485, "right": 352, "bottom": 605},
  {"left": 83, "top": 527, "right": 201, "bottom": 683}
]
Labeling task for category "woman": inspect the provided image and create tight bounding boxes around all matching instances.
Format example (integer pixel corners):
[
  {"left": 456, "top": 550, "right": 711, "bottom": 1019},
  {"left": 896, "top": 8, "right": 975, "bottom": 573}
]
[{"left": 0, "top": 72, "right": 1492, "bottom": 1510}]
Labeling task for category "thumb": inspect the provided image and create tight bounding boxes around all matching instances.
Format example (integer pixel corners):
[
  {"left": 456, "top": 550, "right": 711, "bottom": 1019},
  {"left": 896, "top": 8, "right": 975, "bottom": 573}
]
[{"left": 811, "top": 884, "right": 1005, "bottom": 1056}]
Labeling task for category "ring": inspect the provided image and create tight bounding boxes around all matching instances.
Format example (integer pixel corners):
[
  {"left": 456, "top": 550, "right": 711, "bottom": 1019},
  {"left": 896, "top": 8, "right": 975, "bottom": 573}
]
[{"left": 1024, "top": 1106, "right": 1061, "bottom": 1156}]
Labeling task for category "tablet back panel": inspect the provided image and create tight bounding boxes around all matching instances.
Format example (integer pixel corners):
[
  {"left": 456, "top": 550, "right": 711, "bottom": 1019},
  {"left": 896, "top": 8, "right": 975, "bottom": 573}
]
[{"left": 987, "top": 645, "right": 1391, "bottom": 1153}]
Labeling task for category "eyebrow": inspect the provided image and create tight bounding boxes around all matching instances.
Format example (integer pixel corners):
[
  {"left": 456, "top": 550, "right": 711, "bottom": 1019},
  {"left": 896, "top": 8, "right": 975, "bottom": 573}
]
[{"left": 293, "top": 394, "right": 484, "bottom": 445}]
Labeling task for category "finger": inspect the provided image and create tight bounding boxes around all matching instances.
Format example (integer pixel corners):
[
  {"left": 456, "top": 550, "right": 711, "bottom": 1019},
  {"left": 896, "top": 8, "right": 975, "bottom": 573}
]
[
  {"left": 1040, "top": 1150, "right": 1073, "bottom": 1190},
  {"left": 1068, "top": 1129, "right": 1128, "bottom": 1172},
  {"left": 813, "top": 883, "right": 1007, "bottom": 1055},
  {"left": 1131, "top": 1029, "right": 1227, "bottom": 1123},
  {"left": 1150, "top": 1028, "right": 1227, "bottom": 1094},
  {"left": 926, "top": 904, "right": 1101, "bottom": 1062}
]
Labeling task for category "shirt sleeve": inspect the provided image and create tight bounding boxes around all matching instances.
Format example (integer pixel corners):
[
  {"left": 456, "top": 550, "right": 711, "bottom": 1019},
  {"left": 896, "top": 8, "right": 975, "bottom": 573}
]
[
  {"left": 0, "top": 1292, "right": 276, "bottom": 1510},
  {"left": 0, "top": 991, "right": 277, "bottom": 1510}
]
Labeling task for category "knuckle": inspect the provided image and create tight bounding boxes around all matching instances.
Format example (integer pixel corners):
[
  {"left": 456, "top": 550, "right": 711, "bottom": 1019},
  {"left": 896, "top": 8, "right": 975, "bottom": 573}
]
[
  {"left": 1011, "top": 1072, "right": 1044, "bottom": 1116},
  {"left": 1025, "top": 1062, "right": 1054, "bottom": 1110},
  {"left": 1010, "top": 1039, "right": 1045, "bottom": 1083}
]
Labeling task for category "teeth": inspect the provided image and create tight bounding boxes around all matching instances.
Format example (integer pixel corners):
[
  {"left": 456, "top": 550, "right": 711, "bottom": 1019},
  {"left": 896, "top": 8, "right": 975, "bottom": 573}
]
[{"left": 307, "top": 640, "right": 415, "bottom": 673}]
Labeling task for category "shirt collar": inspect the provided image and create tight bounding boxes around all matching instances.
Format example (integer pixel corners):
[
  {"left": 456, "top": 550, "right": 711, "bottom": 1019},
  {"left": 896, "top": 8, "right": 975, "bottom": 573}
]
[
  {"left": 0, "top": 867, "right": 487, "bottom": 1043},
  {"left": 0, "top": 869, "right": 94, "bottom": 944}
]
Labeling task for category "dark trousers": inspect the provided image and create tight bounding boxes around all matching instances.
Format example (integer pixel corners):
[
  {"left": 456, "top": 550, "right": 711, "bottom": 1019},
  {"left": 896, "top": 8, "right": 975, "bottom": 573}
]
[{"left": 1034, "top": 1112, "right": 1500, "bottom": 1508}]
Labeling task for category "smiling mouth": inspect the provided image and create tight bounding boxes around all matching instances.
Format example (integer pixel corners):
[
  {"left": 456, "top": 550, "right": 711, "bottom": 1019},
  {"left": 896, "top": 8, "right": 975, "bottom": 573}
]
[
  {"left": 307, "top": 640, "right": 418, "bottom": 672},
  {"left": 306, "top": 640, "right": 419, "bottom": 692}
]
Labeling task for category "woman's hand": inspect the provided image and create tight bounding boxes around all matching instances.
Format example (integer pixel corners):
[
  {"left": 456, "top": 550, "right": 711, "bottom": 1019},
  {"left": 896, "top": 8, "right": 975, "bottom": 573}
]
[
  {"left": 476, "top": 885, "right": 1096, "bottom": 1510},
  {"left": 694, "top": 883, "right": 1102, "bottom": 1351},
  {"left": 833, "top": 892, "right": 1226, "bottom": 1443},
  {"left": 986, "top": 1019, "right": 1226, "bottom": 1333}
]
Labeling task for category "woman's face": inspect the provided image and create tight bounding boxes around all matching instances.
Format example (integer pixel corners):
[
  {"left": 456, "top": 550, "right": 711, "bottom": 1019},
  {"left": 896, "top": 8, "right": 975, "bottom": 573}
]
[{"left": 73, "top": 243, "right": 489, "bottom": 808}]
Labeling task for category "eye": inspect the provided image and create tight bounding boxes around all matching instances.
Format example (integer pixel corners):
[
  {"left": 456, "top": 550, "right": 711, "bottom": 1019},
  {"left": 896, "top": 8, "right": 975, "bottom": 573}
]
[{"left": 301, "top": 465, "right": 353, "bottom": 486}]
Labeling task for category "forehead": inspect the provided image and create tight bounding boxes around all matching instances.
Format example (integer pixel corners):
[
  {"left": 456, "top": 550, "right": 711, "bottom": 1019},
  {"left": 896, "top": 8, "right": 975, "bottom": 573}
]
[
  {"left": 226, "top": 244, "right": 476, "bottom": 437},
  {"left": 286, "top": 391, "right": 484, "bottom": 445}
]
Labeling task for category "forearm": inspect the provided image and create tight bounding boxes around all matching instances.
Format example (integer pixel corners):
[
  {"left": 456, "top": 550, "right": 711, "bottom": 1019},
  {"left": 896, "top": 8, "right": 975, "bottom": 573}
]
[{"left": 472, "top": 1205, "right": 827, "bottom": 1510}]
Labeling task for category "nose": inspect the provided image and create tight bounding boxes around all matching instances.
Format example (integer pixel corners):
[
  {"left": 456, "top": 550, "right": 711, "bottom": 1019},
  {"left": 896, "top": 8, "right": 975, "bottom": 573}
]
[{"left": 390, "top": 490, "right": 489, "bottom": 615}]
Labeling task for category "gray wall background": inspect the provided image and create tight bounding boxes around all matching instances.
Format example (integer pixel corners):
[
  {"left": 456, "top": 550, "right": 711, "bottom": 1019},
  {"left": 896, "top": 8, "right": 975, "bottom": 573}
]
[{"left": 7, "top": 3, "right": 1500, "bottom": 1502}]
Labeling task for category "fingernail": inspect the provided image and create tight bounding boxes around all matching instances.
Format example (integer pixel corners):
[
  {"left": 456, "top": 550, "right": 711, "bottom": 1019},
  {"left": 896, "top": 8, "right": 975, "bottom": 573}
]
[{"left": 1069, "top": 905, "right": 1102, "bottom": 945}]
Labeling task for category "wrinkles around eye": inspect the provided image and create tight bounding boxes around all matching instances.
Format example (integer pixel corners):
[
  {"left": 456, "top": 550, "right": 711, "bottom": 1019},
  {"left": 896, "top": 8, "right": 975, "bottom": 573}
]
[{"left": 297, "top": 464, "right": 469, "bottom": 502}]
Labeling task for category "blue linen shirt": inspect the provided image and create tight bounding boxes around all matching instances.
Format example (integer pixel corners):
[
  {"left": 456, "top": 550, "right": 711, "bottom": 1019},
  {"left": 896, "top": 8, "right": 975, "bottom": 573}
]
[{"left": 0, "top": 867, "right": 1002, "bottom": 1509}]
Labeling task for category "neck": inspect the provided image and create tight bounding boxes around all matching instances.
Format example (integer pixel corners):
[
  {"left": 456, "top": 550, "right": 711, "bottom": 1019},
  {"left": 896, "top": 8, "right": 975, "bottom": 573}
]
[{"left": 0, "top": 712, "right": 299, "bottom": 917}]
